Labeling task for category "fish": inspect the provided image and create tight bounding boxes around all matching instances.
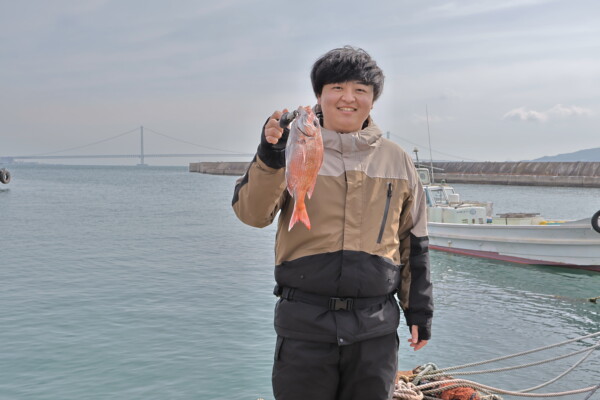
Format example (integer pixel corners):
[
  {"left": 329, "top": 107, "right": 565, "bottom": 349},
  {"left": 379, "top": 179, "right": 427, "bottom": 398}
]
[{"left": 285, "top": 106, "right": 324, "bottom": 231}]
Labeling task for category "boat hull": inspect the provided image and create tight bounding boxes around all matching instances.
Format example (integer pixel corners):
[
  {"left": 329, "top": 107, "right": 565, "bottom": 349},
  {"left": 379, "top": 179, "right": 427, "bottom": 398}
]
[{"left": 428, "top": 219, "right": 600, "bottom": 271}]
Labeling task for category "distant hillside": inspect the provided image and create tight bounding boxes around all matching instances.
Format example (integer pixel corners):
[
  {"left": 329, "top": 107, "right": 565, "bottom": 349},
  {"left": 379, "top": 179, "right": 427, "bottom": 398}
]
[{"left": 532, "top": 147, "right": 600, "bottom": 162}]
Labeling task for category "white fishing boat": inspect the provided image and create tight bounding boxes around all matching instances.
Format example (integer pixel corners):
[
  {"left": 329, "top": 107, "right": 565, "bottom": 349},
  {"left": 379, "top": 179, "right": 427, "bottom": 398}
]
[{"left": 418, "top": 169, "right": 600, "bottom": 272}]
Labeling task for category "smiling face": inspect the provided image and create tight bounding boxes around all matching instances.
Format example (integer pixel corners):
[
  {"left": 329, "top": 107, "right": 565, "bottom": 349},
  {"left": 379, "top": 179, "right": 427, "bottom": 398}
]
[{"left": 317, "top": 81, "right": 374, "bottom": 133}]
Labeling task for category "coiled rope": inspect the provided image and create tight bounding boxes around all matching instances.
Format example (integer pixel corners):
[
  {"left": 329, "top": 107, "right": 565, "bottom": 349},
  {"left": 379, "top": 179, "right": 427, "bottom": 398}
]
[
  {"left": 394, "top": 381, "right": 424, "bottom": 400},
  {"left": 395, "top": 331, "right": 600, "bottom": 400}
]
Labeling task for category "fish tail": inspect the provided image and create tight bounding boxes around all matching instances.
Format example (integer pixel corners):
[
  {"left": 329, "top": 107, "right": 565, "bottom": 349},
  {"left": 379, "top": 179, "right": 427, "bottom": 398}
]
[{"left": 289, "top": 201, "right": 311, "bottom": 231}]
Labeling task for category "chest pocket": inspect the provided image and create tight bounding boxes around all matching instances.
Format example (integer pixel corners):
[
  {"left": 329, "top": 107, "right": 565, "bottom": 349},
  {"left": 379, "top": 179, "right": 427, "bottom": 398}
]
[
  {"left": 377, "top": 182, "right": 393, "bottom": 244},
  {"left": 373, "top": 179, "right": 406, "bottom": 249}
]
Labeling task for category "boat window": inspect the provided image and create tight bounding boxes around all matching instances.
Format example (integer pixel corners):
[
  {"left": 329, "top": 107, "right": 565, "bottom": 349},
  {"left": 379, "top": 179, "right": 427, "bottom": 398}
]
[
  {"left": 417, "top": 168, "right": 431, "bottom": 185},
  {"left": 429, "top": 188, "right": 448, "bottom": 205}
]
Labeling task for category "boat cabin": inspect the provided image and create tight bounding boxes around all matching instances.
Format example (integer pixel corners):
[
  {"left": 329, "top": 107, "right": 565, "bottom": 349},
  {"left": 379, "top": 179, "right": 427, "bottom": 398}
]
[{"left": 417, "top": 168, "right": 489, "bottom": 225}]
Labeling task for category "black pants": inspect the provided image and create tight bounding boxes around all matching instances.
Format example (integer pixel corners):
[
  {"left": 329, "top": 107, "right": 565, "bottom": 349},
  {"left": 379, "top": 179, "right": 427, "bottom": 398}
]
[{"left": 272, "top": 332, "right": 398, "bottom": 400}]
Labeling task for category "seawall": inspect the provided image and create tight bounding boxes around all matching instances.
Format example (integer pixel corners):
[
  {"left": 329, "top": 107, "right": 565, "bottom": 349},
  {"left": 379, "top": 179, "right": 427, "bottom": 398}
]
[
  {"left": 429, "top": 161, "right": 600, "bottom": 188},
  {"left": 190, "top": 161, "right": 600, "bottom": 188},
  {"left": 189, "top": 161, "right": 250, "bottom": 176}
]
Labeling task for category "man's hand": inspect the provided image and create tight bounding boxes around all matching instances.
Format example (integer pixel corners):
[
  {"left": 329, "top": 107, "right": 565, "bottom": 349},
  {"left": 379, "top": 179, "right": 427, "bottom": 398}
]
[
  {"left": 408, "top": 325, "right": 428, "bottom": 351},
  {"left": 264, "top": 109, "right": 288, "bottom": 145}
]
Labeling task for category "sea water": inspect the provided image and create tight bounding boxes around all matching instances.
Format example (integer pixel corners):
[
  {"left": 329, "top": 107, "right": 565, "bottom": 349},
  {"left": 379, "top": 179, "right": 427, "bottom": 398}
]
[{"left": 1, "top": 165, "right": 599, "bottom": 400}]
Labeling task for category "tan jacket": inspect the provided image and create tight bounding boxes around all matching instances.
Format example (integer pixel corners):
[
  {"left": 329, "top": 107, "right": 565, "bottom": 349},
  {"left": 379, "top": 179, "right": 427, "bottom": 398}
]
[{"left": 232, "top": 118, "right": 433, "bottom": 344}]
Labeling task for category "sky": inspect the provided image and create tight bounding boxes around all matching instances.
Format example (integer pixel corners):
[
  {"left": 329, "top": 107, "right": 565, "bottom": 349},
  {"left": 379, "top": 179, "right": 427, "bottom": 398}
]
[{"left": 1, "top": 0, "right": 599, "bottom": 165}]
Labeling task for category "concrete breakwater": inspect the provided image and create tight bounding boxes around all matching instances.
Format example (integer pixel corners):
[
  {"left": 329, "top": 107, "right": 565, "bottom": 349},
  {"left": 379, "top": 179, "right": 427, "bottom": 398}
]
[
  {"left": 190, "top": 161, "right": 600, "bottom": 188},
  {"left": 190, "top": 161, "right": 250, "bottom": 176},
  {"left": 429, "top": 161, "right": 600, "bottom": 188}
]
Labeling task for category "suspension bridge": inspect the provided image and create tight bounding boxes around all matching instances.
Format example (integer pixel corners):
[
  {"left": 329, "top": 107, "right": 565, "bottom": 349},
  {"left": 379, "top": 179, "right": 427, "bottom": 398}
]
[
  {"left": 1, "top": 126, "right": 254, "bottom": 166},
  {"left": 1, "top": 125, "right": 479, "bottom": 167}
]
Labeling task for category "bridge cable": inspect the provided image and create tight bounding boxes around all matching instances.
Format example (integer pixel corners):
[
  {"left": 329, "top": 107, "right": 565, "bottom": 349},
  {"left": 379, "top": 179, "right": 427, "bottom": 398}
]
[
  {"left": 21, "top": 127, "right": 140, "bottom": 157},
  {"left": 144, "top": 127, "right": 246, "bottom": 154},
  {"left": 388, "top": 132, "right": 479, "bottom": 162}
]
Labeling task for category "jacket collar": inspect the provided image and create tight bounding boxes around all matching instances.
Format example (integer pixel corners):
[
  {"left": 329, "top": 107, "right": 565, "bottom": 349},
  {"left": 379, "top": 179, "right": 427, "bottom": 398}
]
[{"left": 320, "top": 116, "right": 383, "bottom": 154}]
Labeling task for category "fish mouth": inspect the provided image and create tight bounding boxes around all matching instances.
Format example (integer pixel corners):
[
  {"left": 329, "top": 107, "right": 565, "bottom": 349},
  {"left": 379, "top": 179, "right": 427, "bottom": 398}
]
[{"left": 298, "top": 126, "right": 313, "bottom": 137}]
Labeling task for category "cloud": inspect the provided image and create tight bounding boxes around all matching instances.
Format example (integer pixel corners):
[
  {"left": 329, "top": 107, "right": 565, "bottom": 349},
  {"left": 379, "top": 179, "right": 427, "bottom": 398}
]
[
  {"left": 503, "top": 107, "right": 548, "bottom": 122},
  {"left": 546, "top": 104, "right": 592, "bottom": 118},
  {"left": 503, "top": 104, "right": 592, "bottom": 122}
]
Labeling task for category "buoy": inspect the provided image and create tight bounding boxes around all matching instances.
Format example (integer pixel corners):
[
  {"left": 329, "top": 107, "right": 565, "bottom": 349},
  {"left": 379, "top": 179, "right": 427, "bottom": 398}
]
[
  {"left": 0, "top": 168, "right": 10, "bottom": 184},
  {"left": 592, "top": 210, "right": 600, "bottom": 234}
]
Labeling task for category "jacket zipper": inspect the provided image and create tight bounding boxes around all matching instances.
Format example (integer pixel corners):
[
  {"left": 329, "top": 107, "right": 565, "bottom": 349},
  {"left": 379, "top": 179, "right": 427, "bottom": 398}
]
[{"left": 377, "top": 183, "right": 393, "bottom": 244}]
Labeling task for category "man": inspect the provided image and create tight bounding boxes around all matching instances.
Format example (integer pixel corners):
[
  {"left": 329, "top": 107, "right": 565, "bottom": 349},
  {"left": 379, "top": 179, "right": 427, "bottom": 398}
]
[{"left": 232, "top": 46, "right": 433, "bottom": 400}]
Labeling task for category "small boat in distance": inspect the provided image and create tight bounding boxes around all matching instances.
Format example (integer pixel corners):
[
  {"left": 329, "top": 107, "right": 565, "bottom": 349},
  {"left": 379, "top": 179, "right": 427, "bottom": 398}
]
[{"left": 418, "top": 168, "right": 600, "bottom": 272}]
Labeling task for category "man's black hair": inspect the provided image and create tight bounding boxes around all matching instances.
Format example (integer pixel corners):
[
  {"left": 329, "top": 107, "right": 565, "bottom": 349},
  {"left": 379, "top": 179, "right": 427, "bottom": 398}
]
[{"left": 310, "top": 46, "right": 385, "bottom": 101}]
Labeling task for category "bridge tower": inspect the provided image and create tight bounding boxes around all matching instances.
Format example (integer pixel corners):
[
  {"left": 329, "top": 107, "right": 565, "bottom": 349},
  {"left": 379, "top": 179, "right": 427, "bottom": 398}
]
[{"left": 138, "top": 126, "right": 147, "bottom": 166}]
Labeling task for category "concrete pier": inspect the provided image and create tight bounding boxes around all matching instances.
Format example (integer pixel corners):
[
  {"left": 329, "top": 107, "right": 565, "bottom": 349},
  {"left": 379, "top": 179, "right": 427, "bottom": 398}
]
[
  {"left": 189, "top": 161, "right": 249, "bottom": 176},
  {"left": 429, "top": 161, "right": 600, "bottom": 188},
  {"left": 190, "top": 160, "right": 600, "bottom": 188}
]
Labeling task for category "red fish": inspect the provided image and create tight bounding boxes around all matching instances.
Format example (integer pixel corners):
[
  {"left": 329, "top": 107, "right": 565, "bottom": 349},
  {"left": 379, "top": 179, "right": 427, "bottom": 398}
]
[{"left": 285, "top": 106, "right": 323, "bottom": 231}]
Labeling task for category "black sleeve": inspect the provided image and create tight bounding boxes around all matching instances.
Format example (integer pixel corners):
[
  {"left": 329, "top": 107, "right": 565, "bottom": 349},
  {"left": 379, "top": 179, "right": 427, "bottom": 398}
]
[
  {"left": 257, "top": 117, "right": 289, "bottom": 169},
  {"left": 404, "top": 234, "right": 433, "bottom": 340}
]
